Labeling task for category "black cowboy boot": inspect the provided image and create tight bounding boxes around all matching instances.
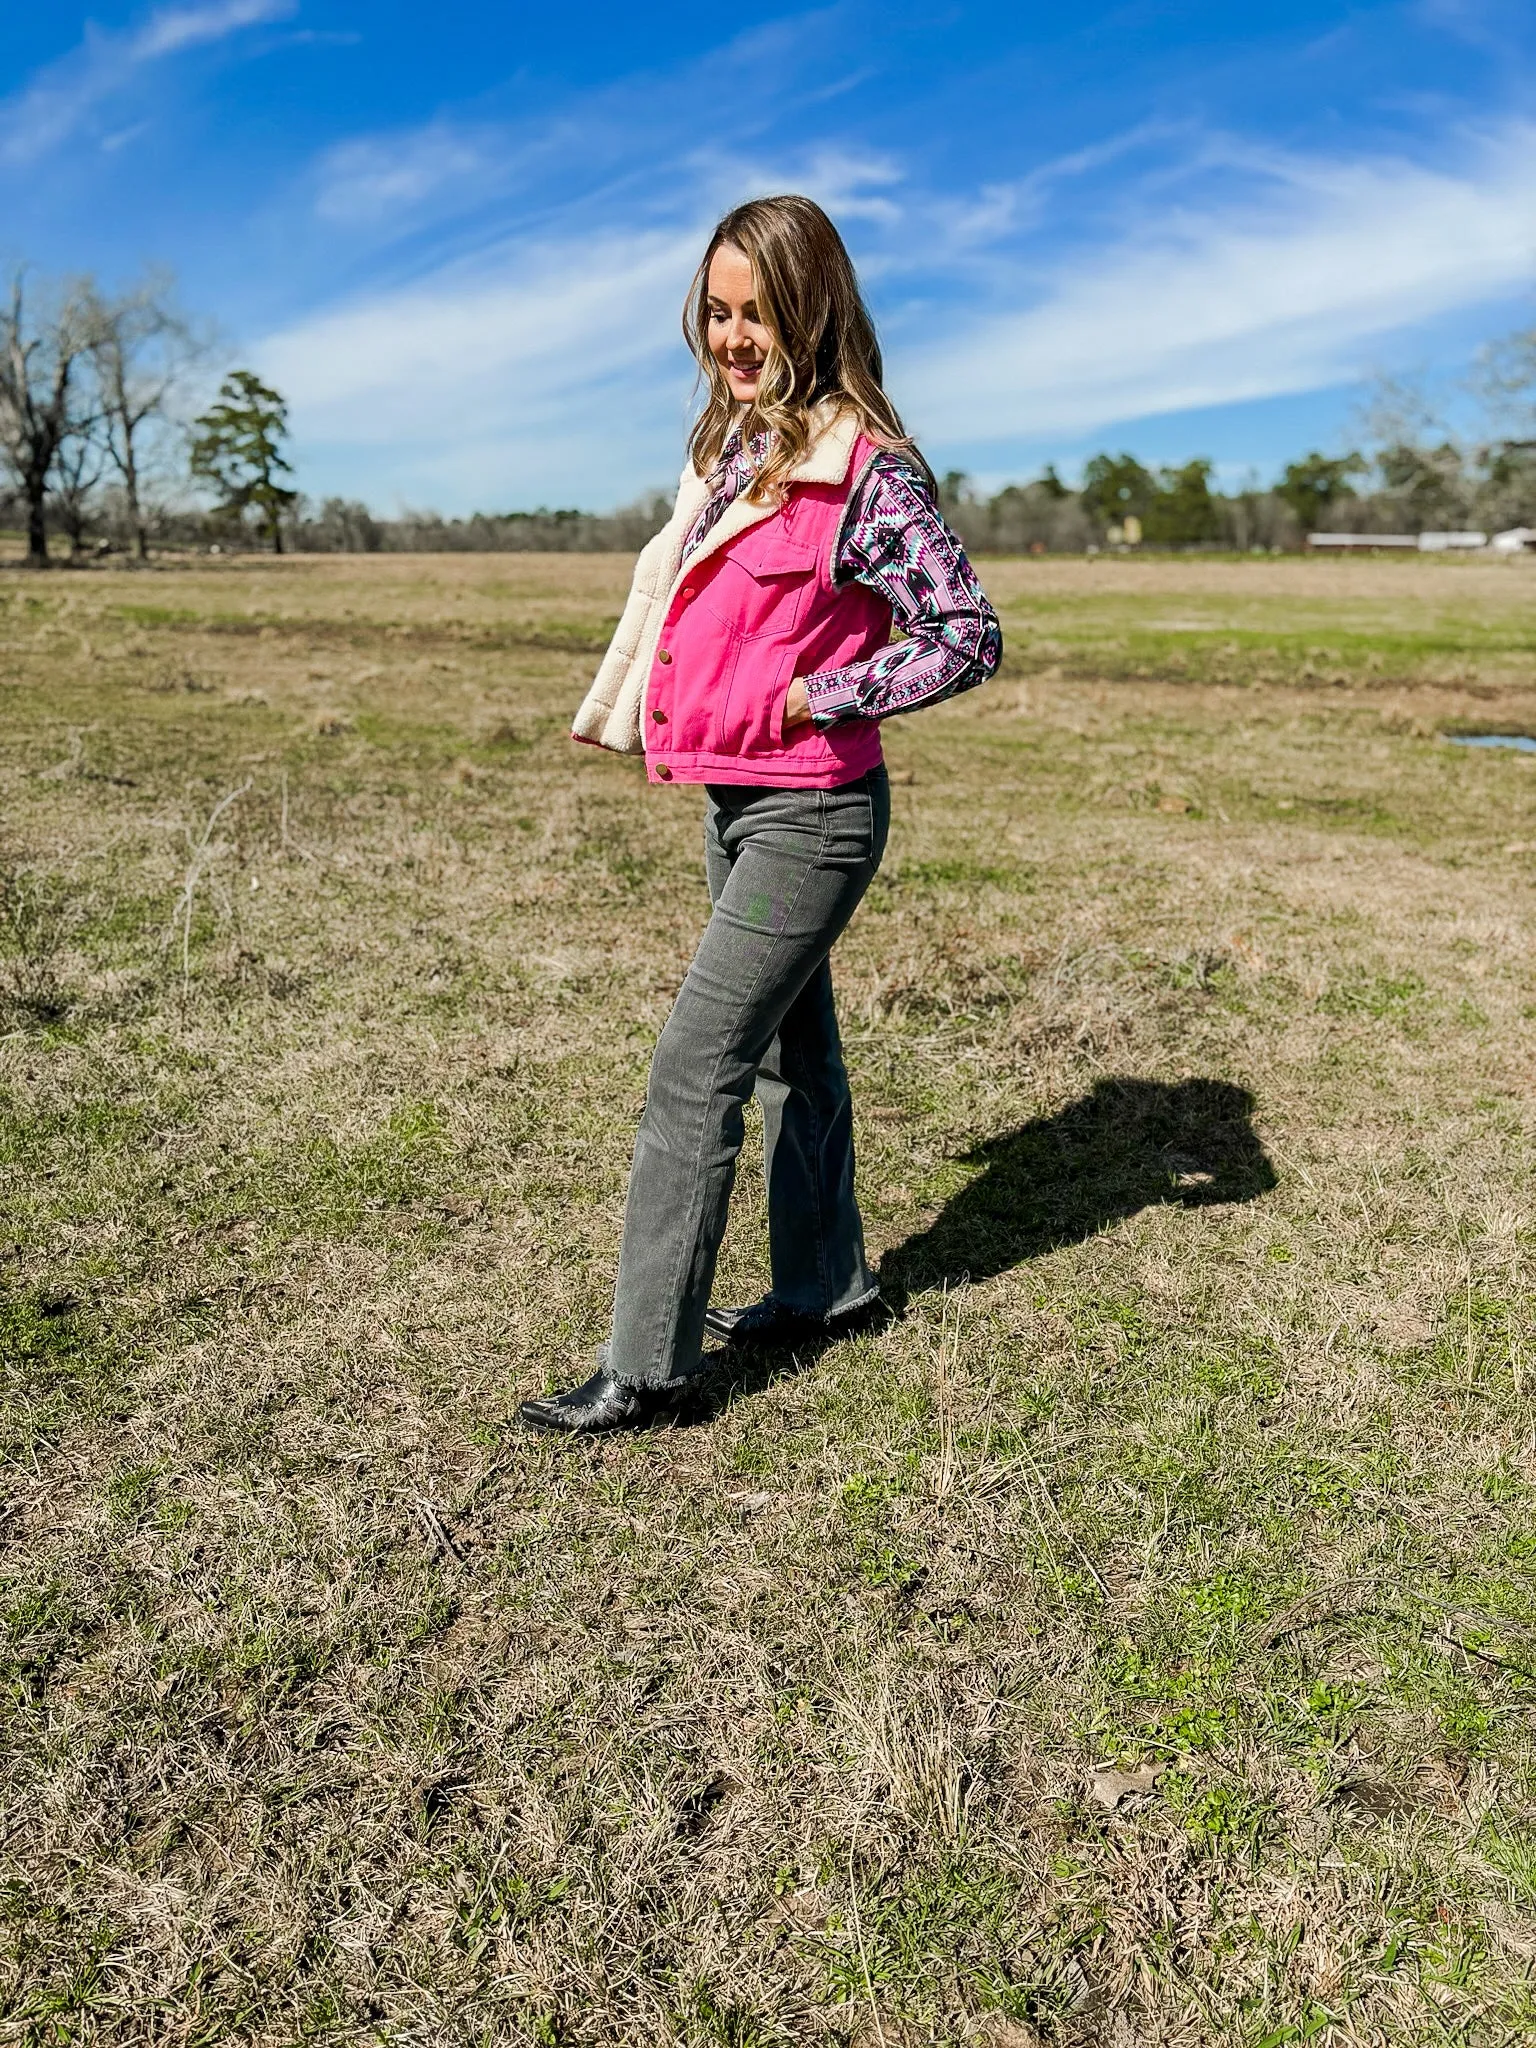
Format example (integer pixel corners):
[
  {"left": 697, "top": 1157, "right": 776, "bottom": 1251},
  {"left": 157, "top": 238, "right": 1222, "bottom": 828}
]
[
  {"left": 518, "top": 1365, "right": 678, "bottom": 1436},
  {"left": 704, "top": 1292, "right": 888, "bottom": 1347}
]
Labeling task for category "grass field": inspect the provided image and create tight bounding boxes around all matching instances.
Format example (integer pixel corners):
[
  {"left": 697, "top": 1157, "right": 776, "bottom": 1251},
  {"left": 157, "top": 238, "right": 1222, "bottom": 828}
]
[{"left": 3, "top": 549, "right": 1536, "bottom": 2046}]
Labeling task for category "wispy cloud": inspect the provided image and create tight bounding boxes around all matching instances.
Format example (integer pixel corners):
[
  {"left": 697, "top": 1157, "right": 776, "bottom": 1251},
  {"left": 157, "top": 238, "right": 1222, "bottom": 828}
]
[
  {"left": 262, "top": 231, "right": 696, "bottom": 409},
  {"left": 257, "top": 225, "right": 705, "bottom": 508},
  {"left": 0, "top": 0, "right": 295, "bottom": 166},
  {"left": 1414, "top": 0, "right": 1529, "bottom": 59},
  {"left": 304, "top": 22, "right": 865, "bottom": 249},
  {"left": 314, "top": 124, "right": 498, "bottom": 226},
  {"left": 134, "top": 1, "right": 294, "bottom": 60},
  {"left": 901, "top": 123, "right": 1536, "bottom": 449}
]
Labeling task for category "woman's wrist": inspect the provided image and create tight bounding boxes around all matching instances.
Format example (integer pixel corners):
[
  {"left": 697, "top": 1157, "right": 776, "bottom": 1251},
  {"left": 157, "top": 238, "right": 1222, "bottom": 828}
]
[{"left": 784, "top": 677, "right": 813, "bottom": 730}]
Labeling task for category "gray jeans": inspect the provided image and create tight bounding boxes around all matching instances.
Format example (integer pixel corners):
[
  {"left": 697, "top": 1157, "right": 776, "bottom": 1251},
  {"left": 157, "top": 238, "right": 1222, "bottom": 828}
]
[{"left": 607, "top": 768, "right": 890, "bottom": 1387}]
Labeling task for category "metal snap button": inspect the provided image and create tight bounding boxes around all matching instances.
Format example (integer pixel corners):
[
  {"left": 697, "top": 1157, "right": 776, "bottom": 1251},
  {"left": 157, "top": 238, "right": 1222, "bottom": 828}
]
[
  {"left": 651, "top": 708, "right": 667, "bottom": 723},
  {"left": 657, "top": 648, "right": 673, "bottom": 664},
  {"left": 656, "top": 765, "right": 673, "bottom": 780}
]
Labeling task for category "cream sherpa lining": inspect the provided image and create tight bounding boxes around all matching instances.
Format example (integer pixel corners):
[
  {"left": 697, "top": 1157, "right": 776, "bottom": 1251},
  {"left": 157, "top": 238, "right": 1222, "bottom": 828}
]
[{"left": 570, "top": 405, "right": 863, "bottom": 757}]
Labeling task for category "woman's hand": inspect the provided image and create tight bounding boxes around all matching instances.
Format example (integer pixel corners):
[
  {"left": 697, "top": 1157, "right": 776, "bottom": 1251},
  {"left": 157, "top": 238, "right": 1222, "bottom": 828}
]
[{"left": 784, "top": 678, "right": 813, "bottom": 730}]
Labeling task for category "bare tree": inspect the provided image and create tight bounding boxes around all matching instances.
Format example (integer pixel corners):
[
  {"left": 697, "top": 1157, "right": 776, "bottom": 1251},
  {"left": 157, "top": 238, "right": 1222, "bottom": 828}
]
[
  {"left": 90, "top": 272, "right": 203, "bottom": 561},
  {"left": 1353, "top": 366, "right": 1451, "bottom": 454},
  {"left": 0, "top": 269, "right": 98, "bottom": 567},
  {"left": 1473, "top": 326, "right": 1536, "bottom": 438},
  {"left": 53, "top": 407, "right": 108, "bottom": 559}
]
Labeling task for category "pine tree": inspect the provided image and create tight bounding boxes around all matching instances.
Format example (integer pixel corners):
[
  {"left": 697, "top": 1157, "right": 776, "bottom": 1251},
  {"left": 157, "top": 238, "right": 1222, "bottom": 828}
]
[{"left": 189, "top": 370, "right": 296, "bottom": 552}]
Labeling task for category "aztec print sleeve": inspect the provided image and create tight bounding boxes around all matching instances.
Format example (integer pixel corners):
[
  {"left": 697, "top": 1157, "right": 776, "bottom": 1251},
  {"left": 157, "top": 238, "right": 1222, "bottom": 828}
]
[{"left": 801, "top": 452, "right": 1002, "bottom": 725}]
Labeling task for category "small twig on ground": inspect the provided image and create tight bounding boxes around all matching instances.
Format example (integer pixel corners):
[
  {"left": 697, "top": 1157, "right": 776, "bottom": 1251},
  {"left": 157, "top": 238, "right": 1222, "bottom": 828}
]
[
  {"left": 1433, "top": 1628, "right": 1536, "bottom": 1682},
  {"left": 414, "top": 1497, "right": 464, "bottom": 1563},
  {"left": 1257, "top": 1584, "right": 1536, "bottom": 1678},
  {"left": 163, "top": 779, "right": 251, "bottom": 987}
]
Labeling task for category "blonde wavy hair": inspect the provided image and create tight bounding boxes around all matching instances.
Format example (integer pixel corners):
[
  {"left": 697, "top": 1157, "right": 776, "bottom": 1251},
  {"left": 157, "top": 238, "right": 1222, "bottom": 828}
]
[{"left": 683, "top": 194, "right": 929, "bottom": 503}]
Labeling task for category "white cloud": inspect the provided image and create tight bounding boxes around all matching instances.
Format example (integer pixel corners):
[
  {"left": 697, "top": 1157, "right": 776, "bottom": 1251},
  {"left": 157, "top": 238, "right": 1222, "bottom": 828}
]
[
  {"left": 133, "top": 0, "right": 294, "bottom": 60},
  {"left": 899, "top": 124, "right": 1536, "bottom": 446},
  {"left": 256, "top": 227, "right": 706, "bottom": 507},
  {"left": 0, "top": 0, "right": 294, "bottom": 166},
  {"left": 313, "top": 124, "right": 496, "bottom": 225},
  {"left": 261, "top": 233, "right": 696, "bottom": 410},
  {"left": 789, "top": 147, "right": 904, "bottom": 224},
  {"left": 304, "top": 58, "right": 899, "bottom": 238},
  {"left": 100, "top": 122, "right": 152, "bottom": 156}
]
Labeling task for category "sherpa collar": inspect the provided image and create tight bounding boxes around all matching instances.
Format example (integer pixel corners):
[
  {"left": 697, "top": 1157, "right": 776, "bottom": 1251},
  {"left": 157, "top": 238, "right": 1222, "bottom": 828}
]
[{"left": 670, "top": 402, "right": 862, "bottom": 574}]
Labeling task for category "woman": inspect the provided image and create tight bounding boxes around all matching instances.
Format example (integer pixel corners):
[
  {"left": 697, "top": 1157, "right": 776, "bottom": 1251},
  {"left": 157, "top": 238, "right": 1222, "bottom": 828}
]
[{"left": 520, "top": 194, "right": 1000, "bottom": 1434}]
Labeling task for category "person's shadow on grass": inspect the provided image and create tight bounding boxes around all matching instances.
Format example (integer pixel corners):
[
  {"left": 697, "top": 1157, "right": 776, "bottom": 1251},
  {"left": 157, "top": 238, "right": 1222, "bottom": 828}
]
[
  {"left": 686, "top": 1075, "right": 1275, "bottom": 1419},
  {"left": 878, "top": 1074, "right": 1276, "bottom": 1310}
]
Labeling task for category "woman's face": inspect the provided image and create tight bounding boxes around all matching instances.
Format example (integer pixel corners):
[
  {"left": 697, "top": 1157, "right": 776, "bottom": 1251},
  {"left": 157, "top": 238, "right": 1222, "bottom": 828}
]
[{"left": 705, "top": 243, "right": 772, "bottom": 404}]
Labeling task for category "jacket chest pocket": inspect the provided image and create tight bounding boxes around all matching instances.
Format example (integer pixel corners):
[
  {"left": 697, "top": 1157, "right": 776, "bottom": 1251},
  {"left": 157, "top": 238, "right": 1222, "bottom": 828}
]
[{"left": 702, "top": 532, "right": 820, "bottom": 642}]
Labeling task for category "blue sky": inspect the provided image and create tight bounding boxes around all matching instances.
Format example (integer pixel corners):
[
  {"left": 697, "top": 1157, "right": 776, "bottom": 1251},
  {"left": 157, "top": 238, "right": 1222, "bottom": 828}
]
[{"left": 3, "top": 0, "right": 1534, "bottom": 513}]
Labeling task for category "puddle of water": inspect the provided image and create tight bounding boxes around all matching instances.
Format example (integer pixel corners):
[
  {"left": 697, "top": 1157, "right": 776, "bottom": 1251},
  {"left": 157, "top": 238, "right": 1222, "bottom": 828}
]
[{"left": 1446, "top": 733, "right": 1536, "bottom": 753}]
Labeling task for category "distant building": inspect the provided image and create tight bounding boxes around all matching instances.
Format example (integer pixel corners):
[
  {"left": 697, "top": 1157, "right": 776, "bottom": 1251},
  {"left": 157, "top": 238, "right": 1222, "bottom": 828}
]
[
  {"left": 1491, "top": 527, "right": 1536, "bottom": 553},
  {"left": 1306, "top": 533, "right": 1417, "bottom": 551},
  {"left": 1306, "top": 531, "right": 1489, "bottom": 553}
]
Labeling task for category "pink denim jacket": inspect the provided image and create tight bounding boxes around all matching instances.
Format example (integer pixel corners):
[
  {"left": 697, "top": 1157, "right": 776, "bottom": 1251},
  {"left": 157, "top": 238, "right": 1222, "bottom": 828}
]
[
  {"left": 572, "top": 409, "right": 893, "bottom": 787},
  {"left": 642, "top": 433, "right": 888, "bottom": 788}
]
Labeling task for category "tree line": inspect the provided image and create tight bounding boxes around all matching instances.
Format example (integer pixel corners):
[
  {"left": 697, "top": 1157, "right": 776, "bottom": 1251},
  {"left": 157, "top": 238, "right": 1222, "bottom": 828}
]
[
  {"left": 283, "top": 494, "right": 681, "bottom": 556},
  {"left": 938, "top": 433, "right": 1535, "bottom": 557},
  {"left": 3, "top": 260, "right": 1533, "bottom": 563},
  {"left": 938, "top": 337, "right": 1536, "bottom": 553}
]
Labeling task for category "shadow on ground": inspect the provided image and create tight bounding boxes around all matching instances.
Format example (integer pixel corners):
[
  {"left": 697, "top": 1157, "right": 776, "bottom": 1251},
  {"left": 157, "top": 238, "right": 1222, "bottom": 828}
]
[
  {"left": 879, "top": 1074, "right": 1276, "bottom": 1309},
  {"left": 683, "top": 1075, "right": 1275, "bottom": 1422}
]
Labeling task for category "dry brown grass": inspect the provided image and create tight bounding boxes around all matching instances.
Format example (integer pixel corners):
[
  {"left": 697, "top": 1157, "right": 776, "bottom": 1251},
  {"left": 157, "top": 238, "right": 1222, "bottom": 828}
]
[{"left": 2, "top": 550, "right": 1536, "bottom": 2045}]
